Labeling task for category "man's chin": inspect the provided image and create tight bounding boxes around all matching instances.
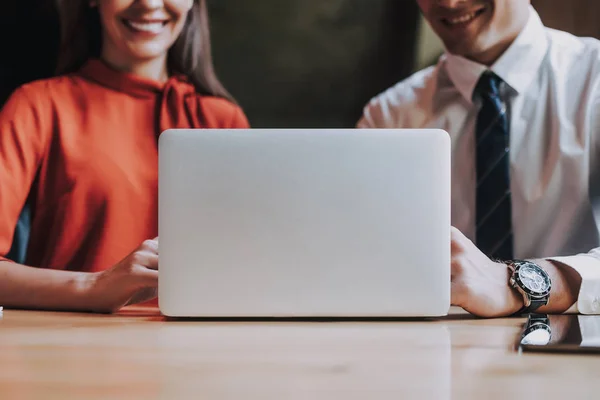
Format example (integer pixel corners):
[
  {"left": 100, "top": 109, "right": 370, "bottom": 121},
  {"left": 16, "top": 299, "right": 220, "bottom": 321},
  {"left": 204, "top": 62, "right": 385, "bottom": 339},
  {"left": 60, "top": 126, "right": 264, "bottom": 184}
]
[
  {"left": 445, "top": 45, "right": 474, "bottom": 59},
  {"left": 444, "top": 40, "right": 486, "bottom": 61}
]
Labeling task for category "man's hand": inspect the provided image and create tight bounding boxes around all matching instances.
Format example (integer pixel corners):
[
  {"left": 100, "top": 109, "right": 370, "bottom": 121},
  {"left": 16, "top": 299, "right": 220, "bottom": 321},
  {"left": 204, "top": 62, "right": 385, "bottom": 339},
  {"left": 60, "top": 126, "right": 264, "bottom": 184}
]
[
  {"left": 450, "top": 227, "right": 523, "bottom": 317},
  {"left": 86, "top": 238, "right": 159, "bottom": 313}
]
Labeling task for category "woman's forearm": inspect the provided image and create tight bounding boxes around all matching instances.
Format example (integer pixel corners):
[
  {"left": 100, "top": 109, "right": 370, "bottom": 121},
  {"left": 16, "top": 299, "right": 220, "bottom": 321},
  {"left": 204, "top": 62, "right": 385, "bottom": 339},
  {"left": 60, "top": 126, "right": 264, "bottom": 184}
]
[{"left": 0, "top": 260, "right": 97, "bottom": 312}]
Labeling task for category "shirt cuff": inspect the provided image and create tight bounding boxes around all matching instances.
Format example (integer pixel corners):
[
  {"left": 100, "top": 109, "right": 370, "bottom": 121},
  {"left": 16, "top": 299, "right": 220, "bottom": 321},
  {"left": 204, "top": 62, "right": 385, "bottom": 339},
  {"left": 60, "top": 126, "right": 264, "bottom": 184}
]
[{"left": 548, "top": 254, "right": 600, "bottom": 314}]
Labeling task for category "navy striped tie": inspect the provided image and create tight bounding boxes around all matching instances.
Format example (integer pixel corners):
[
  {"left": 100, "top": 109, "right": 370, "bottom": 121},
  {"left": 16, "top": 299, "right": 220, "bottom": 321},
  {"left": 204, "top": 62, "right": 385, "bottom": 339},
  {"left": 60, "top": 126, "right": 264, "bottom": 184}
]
[{"left": 474, "top": 72, "right": 513, "bottom": 260}]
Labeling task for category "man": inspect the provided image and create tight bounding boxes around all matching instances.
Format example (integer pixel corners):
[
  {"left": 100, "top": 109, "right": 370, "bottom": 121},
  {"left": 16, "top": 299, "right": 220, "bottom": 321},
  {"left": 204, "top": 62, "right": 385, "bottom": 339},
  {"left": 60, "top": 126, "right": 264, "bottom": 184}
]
[{"left": 358, "top": 0, "right": 600, "bottom": 317}]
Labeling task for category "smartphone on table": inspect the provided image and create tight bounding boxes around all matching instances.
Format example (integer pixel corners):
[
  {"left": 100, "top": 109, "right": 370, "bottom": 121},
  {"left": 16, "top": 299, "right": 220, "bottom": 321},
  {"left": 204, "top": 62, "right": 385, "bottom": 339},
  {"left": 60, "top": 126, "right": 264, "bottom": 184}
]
[{"left": 517, "top": 313, "right": 600, "bottom": 354}]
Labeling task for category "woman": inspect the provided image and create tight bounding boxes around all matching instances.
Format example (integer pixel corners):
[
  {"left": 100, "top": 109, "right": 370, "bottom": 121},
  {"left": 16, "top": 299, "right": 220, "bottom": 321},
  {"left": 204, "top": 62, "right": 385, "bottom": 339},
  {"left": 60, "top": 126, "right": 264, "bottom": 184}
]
[{"left": 0, "top": 0, "right": 249, "bottom": 312}]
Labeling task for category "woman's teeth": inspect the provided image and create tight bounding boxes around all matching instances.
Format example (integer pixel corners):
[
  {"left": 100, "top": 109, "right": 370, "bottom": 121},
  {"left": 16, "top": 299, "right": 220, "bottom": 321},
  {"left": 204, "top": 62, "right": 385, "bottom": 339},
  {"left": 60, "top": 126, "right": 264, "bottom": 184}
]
[{"left": 126, "top": 20, "right": 166, "bottom": 34}]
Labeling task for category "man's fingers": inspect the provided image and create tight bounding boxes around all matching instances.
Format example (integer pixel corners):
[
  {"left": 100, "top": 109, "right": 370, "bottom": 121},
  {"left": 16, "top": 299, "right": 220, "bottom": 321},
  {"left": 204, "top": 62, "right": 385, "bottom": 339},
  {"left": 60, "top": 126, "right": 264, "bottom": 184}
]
[
  {"left": 450, "top": 255, "right": 466, "bottom": 307},
  {"left": 451, "top": 238, "right": 463, "bottom": 254},
  {"left": 451, "top": 227, "right": 467, "bottom": 255},
  {"left": 450, "top": 258, "right": 464, "bottom": 278},
  {"left": 450, "top": 280, "right": 465, "bottom": 307},
  {"left": 450, "top": 282, "right": 462, "bottom": 307}
]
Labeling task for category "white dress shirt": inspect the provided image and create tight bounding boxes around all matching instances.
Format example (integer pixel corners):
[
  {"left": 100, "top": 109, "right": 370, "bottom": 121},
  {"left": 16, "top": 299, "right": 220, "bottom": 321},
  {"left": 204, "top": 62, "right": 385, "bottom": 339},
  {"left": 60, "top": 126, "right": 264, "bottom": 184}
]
[{"left": 357, "top": 7, "right": 600, "bottom": 314}]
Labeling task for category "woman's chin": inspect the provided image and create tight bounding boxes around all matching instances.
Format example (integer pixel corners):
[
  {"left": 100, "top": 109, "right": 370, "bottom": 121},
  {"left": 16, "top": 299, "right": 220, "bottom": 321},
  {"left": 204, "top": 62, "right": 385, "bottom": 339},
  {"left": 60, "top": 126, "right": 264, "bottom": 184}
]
[{"left": 123, "top": 45, "right": 171, "bottom": 63}]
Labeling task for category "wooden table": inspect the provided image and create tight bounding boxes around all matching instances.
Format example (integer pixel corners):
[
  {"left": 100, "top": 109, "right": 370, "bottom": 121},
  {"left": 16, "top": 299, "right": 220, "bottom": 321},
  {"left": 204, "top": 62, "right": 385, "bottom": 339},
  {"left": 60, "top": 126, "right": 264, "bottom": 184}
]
[{"left": 0, "top": 307, "right": 599, "bottom": 400}]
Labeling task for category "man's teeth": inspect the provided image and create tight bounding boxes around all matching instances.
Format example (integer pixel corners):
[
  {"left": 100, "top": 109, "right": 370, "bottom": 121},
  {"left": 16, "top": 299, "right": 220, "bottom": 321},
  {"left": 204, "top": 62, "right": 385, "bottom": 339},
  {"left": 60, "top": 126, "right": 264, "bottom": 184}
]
[
  {"left": 447, "top": 12, "right": 478, "bottom": 25},
  {"left": 127, "top": 21, "right": 165, "bottom": 33}
]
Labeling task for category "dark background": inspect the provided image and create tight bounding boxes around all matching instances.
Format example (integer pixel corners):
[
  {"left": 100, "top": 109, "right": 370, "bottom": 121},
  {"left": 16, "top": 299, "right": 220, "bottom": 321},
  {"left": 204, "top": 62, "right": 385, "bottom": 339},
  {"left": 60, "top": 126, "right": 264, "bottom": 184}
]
[
  {"left": 1, "top": 0, "right": 599, "bottom": 128},
  {"left": 209, "top": 0, "right": 420, "bottom": 128}
]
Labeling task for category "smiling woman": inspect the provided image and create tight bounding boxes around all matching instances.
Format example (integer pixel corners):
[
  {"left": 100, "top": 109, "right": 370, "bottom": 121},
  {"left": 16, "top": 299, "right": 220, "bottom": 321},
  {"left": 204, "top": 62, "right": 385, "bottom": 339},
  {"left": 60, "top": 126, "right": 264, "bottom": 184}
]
[
  {"left": 0, "top": 0, "right": 249, "bottom": 313},
  {"left": 56, "top": 0, "right": 233, "bottom": 99},
  {"left": 96, "top": 0, "right": 195, "bottom": 81}
]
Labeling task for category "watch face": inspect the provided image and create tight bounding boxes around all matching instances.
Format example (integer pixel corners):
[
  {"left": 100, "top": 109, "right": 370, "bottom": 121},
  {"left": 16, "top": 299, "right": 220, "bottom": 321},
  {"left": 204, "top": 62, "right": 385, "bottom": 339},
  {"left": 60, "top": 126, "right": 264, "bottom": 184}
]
[{"left": 517, "top": 262, "right": 551, "bottom": 295}]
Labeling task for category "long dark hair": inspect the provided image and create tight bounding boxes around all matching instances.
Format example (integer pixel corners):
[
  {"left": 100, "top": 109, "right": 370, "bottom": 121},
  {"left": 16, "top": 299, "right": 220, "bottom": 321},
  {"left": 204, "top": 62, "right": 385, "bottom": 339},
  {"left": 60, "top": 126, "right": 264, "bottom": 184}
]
[{"left": 54, "top": 0, "right": 234, "bottom": 101}]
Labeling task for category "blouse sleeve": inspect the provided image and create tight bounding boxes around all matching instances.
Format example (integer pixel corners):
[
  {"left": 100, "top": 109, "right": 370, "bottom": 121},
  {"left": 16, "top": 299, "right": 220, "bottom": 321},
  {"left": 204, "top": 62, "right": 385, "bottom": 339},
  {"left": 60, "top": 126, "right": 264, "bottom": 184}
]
[
  {"left": 228, "top": 105, "right": 250, "bottom": 128},
  {"left": 0, "top": 86, "right": 51, "bottom": 260}
]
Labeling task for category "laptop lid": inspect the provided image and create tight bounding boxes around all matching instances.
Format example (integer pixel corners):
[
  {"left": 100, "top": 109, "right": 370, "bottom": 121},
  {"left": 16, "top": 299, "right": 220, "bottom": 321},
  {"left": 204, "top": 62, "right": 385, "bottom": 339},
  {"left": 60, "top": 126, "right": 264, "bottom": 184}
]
[{"left": 158, "top": 129, "right": 450, "bottom": 317}]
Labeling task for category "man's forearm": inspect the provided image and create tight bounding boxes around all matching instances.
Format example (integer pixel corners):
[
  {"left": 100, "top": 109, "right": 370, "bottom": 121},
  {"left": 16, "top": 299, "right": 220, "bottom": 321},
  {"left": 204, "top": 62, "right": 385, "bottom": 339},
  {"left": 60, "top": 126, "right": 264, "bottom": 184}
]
[
  {"left": 533, "top": 259, "right": 582, "bottom": 314},
  {"left": 0, "top": 260, "right": 97, "bottom": 311}
]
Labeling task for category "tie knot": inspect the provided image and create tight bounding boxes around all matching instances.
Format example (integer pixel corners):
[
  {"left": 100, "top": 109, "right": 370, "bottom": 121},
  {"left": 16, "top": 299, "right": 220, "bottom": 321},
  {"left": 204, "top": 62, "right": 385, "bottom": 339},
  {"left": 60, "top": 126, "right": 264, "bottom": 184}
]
[{"left": 474, "top": 71, "right": 503, "bottom": 100}]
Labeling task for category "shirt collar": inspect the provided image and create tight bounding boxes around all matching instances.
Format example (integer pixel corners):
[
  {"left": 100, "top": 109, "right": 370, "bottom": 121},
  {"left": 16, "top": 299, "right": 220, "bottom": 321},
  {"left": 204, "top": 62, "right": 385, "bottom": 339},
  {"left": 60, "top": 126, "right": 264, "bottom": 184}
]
[
  {"left": 444, "top": 6, "right": 549, "bottom": 104},
  {"left": 78, "top": 58, "right": 207, "bottom": 133}
]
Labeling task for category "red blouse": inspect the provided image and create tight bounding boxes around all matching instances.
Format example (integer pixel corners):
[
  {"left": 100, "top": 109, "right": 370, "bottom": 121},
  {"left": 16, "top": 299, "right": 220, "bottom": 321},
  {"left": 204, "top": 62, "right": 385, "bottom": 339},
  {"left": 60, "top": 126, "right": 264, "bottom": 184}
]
[{"left": 0, "top": 59, "right": 249, "bottom": 273}]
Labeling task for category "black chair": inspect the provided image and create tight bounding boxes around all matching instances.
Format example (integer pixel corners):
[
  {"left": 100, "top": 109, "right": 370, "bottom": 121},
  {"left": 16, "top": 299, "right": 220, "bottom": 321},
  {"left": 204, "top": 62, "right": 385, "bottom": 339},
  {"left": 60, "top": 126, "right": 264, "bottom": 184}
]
[
  {"left": 6, "top": 205, "right": 31, "bottom": 263},
  {"left": 1, "top": 1, "right": 58, "bottom": 264}
]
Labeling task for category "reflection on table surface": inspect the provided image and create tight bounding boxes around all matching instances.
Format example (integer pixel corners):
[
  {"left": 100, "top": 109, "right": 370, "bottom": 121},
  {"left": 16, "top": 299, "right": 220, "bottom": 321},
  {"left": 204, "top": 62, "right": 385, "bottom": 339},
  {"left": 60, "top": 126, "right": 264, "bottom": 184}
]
[
  {"left": 0, "top": 307, "right": 599, "bottom": 400},
  {"left": 519, "top": 313, "right": 600, "bottom": 349}
]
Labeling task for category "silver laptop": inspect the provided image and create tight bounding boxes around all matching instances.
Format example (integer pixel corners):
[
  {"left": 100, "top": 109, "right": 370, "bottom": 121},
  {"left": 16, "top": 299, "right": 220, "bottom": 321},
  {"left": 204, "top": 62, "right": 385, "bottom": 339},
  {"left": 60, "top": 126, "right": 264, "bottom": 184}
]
[{"left": 158, "top": 129, "right": 450, "bottom": 317}]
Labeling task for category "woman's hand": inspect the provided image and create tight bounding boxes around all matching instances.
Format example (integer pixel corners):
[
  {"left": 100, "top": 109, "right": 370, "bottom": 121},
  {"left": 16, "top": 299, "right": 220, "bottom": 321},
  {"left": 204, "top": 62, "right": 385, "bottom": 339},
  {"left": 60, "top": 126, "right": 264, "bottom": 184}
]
[{"left": 87, "top": 238, "right": 159, "bottom": 313}]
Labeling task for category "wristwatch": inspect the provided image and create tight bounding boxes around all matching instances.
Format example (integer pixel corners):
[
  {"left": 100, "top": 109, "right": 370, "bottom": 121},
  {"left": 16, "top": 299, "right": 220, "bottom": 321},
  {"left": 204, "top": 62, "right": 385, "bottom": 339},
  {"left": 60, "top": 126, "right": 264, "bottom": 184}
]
[{"left": 507, "top": 260, "right": 552, "bottom": 314}]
